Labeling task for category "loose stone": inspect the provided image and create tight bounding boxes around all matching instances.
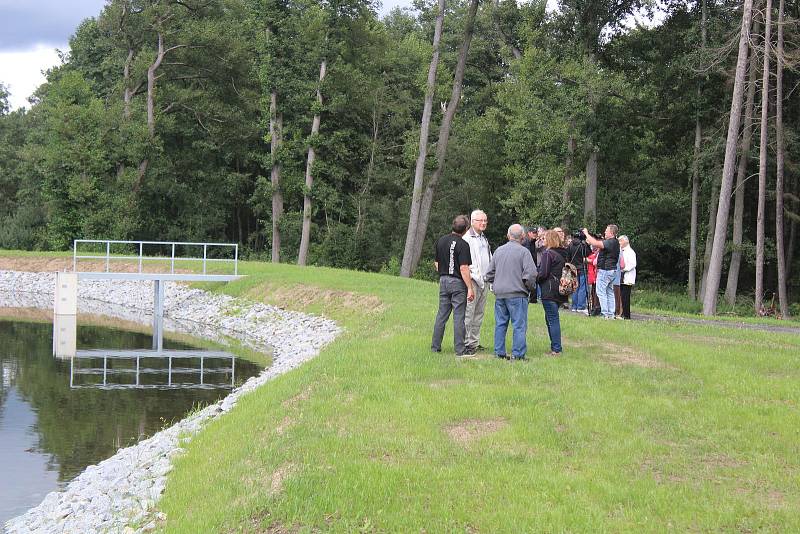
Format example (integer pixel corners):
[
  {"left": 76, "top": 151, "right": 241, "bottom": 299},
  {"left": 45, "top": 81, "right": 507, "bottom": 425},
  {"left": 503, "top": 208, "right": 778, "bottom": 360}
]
[{"left": 1, "top": 270, "right": 341, "bottom": 533}]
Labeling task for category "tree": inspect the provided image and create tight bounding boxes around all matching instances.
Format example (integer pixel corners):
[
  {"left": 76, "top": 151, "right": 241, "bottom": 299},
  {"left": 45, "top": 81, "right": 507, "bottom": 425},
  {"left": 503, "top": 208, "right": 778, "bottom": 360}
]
[
  {"left": 400, "top": 0, "right": 446, "bottom": 278},
  {"left": 725, "top": 11, "right": 762, "bottom": 305},
  {"left": 702, "top": 0, "right": 755, "bottom": 316},
  {"left": 754, "top": 0, "right": 773, "bottom": 314},
  {"left": 774, "top": 0, "right": 789, "bottom": 317},
  {"left": 406, "top": 0, "right": 481, "bottom": 275},
  {"left": 688, "top": 0, "right": 708, "bottom": 300}
]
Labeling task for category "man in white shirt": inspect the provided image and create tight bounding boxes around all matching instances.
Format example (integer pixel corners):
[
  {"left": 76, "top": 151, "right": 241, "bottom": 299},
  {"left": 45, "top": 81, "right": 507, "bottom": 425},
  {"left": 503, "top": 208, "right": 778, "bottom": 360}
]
[{"left": 464, "top": 210, "right": 492, "bottom": 354}]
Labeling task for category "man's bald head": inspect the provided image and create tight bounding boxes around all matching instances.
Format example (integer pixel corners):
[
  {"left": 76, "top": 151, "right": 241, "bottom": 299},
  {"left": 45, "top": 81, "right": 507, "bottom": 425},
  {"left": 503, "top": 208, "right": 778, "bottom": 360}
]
[{"left": 507, "top": 224, "right": 524, "bottom": 242}]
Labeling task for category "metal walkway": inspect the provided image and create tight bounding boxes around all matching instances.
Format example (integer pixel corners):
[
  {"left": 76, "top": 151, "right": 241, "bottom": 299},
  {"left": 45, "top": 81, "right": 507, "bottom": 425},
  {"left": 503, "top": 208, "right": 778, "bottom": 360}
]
[
  {"left": 72, "top": 239, "right": 240, "bottom": 281},
  {"left": 54, "top": 239, "right": 244, "bottom": 357}
]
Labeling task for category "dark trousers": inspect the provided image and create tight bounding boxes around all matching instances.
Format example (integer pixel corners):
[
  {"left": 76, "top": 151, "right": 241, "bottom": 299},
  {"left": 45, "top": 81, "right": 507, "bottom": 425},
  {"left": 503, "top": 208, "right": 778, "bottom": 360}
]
[
  {"left": 431, "top": 276, "right": 468, "bottom": 355},
  {"left": 620, "top": 284, "right": 633, "bottom": 319},
  {"left": 589, "top": 283, "right": 601, "bottom": 315}
]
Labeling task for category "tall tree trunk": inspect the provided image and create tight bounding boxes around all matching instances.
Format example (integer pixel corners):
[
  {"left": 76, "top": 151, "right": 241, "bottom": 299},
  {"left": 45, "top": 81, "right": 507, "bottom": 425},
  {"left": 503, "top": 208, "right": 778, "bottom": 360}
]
[
  {"left": 562, "top": 122, "right": 576, "bottom": 228},
  {"left": 270, "top": 91, "right": 283, "bottom": 263},
  {"left": 689, "top": 0, "right": 708, "bottom": 300},
  {"left": 755, "top": 0, "right": 772, "bottom": 314},
  {"left": 584, "top": 149, "right": 598, "bottom": 228},
  {"left": 689, "top": 119, "right": 701, "bottom": 300},
  {"left": 408, "top": 0, "right": 480, "bottom": 275},
  {"left": 787, "top": 202, "right": 797, "bottom": 282},
  {"left": 774, "top": 0, "right": 789, "bottom": 317},
  {"left": 700, "top": 174, "right": 719, "bottom": 298},
  {"left": 146, "top": 33, "right": 164, "bottom": 138},
  {"left": 725, "top": 13, "right": 761, "bottom": 305},
  {"left": 137, "top": 32, "right": 166, "bottom": 188},
  {"left": 400, "top": 0, "right": 446, "bottom": 277},
  {"left": 702, "top": 0, "right": 754, "bottom": 316},
  {"left": 356, "top": 94, "right": 381, "bottom": 238},
  {"left": 492, "top": 0, "right": 522, "bottom": 60},
  {"left": 298, "top": 58, "right": 328, "bottom": 266},
  {"left": 123, "top": 48, "right": 134, "bottom": 120},
  {"left": 583, "top": 50, "right": 599, "bottom": 229}
]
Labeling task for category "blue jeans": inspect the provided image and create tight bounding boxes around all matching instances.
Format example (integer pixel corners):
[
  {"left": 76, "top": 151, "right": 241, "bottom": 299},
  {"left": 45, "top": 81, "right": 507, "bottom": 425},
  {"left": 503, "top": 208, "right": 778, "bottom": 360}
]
[
  {"left": 596, "top": 269, "right": 616, "bottom": 318},
  {"left": 542, "top": 299, "right": 562, "bottom": 353},
  {"left": 494, "top": 297, "right": 528, "bottom": 358},
  {"left": 571, "top": 272, "right": 588, "bottom": 310}
]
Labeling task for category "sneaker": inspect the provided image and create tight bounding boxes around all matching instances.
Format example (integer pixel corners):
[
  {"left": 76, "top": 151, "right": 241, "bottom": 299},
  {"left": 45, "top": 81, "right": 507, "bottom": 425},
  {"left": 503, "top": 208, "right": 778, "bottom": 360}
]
[
  {"left": 431, "top": 348, "right": 441, "bottom": 353},
  {"left": 512, "top": 356, "right": 527, "bottom": 361},
  {"left": 547, "top": 351, "right": 562, "bottom": 357},
  {"left": 463, "top": 346, "right": 477, "bottom": 355},
  {"left": 575, "top": 308, "right": 588, "bottom": 314},
  {"left": 496, "top": 354, "right": 509, "bottom": 360},
  {"left": 614, "top": 315, "right": 624, "bottom": 320}
]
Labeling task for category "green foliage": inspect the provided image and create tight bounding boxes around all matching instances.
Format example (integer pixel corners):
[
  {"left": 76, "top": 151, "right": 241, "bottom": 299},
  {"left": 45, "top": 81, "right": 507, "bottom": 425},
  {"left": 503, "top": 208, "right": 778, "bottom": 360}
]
[
  {"left": 157, "top": 260, "right": 800, "bottom": 531},
  {"left": 0, "top": 0, "right": 797, "bottom": 306}
]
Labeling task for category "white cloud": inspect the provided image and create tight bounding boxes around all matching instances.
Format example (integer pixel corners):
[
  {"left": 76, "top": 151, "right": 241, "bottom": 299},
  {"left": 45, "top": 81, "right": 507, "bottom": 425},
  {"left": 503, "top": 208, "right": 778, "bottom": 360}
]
[{"left": 0, "top": 44, "right": 63, "bottom": 110}]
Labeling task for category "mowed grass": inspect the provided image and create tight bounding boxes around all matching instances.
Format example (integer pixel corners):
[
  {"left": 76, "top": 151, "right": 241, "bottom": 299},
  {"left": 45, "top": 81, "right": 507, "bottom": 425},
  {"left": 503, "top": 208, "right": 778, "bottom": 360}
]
[{"left": 148, "top": 261, "right": 800, "bottom": 533}]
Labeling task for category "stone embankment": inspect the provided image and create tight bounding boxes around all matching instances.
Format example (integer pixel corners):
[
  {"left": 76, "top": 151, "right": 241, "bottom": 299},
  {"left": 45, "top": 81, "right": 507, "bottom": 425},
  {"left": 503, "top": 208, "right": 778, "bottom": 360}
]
[{"left": 1, "top": 270, "right": 341, "bottom": 534}]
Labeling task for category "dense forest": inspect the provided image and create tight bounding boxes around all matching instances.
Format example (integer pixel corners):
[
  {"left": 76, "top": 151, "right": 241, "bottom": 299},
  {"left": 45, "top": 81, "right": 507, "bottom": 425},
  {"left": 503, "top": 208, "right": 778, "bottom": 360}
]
[{"left": 0, "top": 0, "right": 798, "bottom": 316}]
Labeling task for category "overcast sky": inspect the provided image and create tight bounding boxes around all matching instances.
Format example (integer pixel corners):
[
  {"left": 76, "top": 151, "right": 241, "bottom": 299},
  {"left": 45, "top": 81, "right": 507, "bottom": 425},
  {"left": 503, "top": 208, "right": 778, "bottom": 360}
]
[{"left": 0, "top": 0, "right": 414, "bottom": 110}]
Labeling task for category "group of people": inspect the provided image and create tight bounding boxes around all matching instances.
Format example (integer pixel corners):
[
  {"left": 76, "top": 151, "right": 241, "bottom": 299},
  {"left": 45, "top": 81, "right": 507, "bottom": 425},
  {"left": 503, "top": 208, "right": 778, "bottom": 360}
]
[{"left": 431, "top": 211, "right": 637, "bottom": 360}]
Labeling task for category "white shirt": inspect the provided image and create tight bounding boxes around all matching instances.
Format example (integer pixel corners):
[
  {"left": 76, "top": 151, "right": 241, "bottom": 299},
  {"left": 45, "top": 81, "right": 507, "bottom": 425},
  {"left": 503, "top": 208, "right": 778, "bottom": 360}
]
[
  {"left": 621, "top": 245, "right": 637, "bottom": 285},
  {"left": 466, "top": 227, "right": 491, "bottom": 289}
]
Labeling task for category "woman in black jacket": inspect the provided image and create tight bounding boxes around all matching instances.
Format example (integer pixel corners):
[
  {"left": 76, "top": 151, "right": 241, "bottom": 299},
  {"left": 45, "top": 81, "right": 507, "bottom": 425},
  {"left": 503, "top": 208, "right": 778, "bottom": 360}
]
[{"left": 537, "top": 230, "right": 566, "bottom": 355}]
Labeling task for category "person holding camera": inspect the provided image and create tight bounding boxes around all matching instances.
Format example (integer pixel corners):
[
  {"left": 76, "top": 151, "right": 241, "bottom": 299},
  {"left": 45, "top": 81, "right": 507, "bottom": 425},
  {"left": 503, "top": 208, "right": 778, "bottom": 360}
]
[
  {"left": 567, "top": 233, "right": 590, "bottom": 313},
  {"left": 582, "top": 224, "right": 620, "bottom": 319}
]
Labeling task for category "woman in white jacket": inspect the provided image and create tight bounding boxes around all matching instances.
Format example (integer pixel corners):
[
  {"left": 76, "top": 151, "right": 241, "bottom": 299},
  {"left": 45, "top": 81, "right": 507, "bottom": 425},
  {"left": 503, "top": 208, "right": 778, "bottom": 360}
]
[{"left": 618, "top": 235, "right": 637, "bottom": 320}]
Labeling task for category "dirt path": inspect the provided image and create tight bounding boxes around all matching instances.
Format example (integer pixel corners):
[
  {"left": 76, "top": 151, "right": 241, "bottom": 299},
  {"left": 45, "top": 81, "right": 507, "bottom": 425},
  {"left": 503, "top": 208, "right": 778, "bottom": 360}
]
[{"left": 632, "top": 312, "right": 800, "bottom": 335}]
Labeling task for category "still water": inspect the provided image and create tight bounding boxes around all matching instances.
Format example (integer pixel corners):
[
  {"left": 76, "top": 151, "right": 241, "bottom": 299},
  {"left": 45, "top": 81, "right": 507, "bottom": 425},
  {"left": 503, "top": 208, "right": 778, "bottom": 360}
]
[{"left": 0, "top": 319, "right": 264, "bottom": 524}]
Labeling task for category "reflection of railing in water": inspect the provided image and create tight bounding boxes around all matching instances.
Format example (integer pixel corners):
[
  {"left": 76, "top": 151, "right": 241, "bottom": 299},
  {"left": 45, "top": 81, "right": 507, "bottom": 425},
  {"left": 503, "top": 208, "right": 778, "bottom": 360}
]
[{"left": 69, "top": 349, "right": 237, "bottom": 390}]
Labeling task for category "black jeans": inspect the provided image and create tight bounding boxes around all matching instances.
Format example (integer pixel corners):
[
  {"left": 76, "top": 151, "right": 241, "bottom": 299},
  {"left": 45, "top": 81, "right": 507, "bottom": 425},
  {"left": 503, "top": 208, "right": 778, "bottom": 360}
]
[
  {"left": 431, "top": 276, "right": 468, "bottom": 355},
  {"left": 620, "top": 284, "right": 633, "bottom": 319}
]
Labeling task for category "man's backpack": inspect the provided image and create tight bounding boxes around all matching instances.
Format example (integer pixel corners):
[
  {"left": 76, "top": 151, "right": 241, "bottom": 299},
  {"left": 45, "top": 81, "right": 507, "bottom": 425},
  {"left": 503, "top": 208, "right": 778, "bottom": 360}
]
[{"left": 559, "top": 263, "right": 579, "bottom": 296}]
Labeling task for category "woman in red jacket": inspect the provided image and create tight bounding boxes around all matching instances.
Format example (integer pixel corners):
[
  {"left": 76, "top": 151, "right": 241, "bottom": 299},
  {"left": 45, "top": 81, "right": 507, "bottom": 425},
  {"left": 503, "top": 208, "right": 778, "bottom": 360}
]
[{"left": 586, "top": 246, "right": 601, "bottom": 316}]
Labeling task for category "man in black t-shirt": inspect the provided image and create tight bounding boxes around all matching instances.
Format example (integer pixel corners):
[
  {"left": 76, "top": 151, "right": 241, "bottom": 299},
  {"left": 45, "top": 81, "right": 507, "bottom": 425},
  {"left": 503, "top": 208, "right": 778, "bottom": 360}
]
[
  {"left": 432, "top": 215, "right": 474, "bottom": 357},
  {"left": 582, "top": 224, "right": 620, "bottom": 319}
]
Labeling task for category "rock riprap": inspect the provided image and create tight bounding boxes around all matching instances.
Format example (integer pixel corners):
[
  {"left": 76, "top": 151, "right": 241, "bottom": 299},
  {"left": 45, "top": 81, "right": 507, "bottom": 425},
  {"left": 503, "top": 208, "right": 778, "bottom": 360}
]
[{"left": 1, "top": 270, "right": 341, "bottom": 534}]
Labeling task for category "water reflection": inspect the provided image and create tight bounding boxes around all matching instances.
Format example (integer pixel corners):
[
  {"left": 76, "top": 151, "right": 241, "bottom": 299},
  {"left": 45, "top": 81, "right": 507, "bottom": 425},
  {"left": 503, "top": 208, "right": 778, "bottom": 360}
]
[
  {"left": 69, "top": 349, "right": 237, "bottom": 389},
  {"left": 0, "top": 319, "right": 264, "bottom": 524}
]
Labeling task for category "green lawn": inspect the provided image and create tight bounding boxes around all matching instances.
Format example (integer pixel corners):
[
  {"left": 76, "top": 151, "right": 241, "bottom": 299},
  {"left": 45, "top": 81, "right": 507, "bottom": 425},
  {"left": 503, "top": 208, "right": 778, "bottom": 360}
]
[{"left": 144, "top": 261, "right": 800, "bottom": 532}]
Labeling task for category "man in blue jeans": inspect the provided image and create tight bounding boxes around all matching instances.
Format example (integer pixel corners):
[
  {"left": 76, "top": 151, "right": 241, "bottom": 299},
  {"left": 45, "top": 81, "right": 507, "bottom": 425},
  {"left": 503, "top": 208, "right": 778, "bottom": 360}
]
[
  {"left": 484, "top": 224, "right": 538, "bottom": 360},
  {"left": 582, "top": 224, "right": 620, "bottom": 319}
]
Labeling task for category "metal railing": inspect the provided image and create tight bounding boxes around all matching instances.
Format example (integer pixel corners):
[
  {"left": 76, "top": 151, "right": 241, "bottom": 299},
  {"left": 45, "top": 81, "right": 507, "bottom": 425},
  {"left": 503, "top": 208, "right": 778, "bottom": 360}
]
[{"left": 73, "top": 239, "right": 239, "bottom": 276}]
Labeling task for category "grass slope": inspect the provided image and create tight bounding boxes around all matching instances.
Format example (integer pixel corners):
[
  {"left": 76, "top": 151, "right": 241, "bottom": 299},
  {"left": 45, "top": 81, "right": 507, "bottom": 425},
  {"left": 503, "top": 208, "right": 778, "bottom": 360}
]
[{"left": 153, "top": 262, "right": 799, "bottom": 533}]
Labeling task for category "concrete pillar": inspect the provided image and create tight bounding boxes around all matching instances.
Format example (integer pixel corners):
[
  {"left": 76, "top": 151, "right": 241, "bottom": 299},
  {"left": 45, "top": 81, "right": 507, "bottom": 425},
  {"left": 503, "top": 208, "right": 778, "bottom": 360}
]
[
  {"left": 53, "top": 272, "right": 78, "bottom": 358},
  {"left": 153, "top": 279, "right": 164, "bottom": 352}
]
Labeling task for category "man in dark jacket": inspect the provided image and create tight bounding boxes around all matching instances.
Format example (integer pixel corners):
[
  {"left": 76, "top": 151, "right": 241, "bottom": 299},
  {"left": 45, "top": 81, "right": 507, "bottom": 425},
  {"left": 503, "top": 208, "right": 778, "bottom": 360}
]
[
  {"left": 432, "top": 215, "right": 475, "bottom": 357},
  {"left": 485, "top": 224, "right": 537, "bottom": 360},
  {"left": 566, "top": 235, "right": 590, "bottom": 312}
]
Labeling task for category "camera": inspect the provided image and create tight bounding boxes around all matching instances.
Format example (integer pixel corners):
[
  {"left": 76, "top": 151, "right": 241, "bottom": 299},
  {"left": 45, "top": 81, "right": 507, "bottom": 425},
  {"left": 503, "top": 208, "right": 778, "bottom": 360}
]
[{"left": 572, "top": 230, "right": 587, "bottom": 241}]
